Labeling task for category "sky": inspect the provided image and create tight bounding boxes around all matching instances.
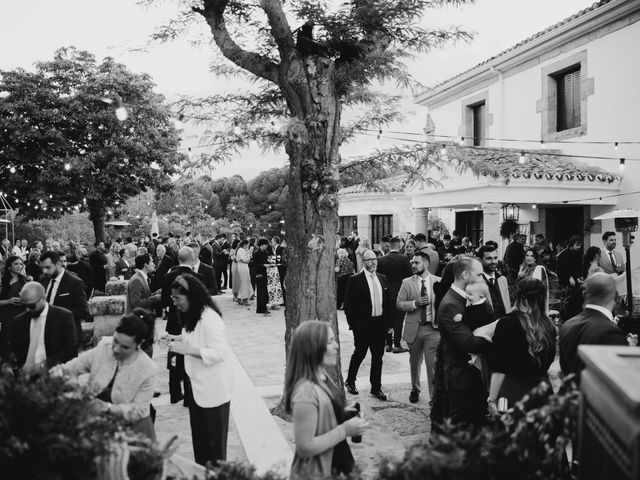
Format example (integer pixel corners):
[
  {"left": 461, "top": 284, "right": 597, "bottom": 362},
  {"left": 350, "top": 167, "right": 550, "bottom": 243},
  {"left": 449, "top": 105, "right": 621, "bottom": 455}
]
[{"left": 0, "top": 0, "right": 597, "bottom": 179}]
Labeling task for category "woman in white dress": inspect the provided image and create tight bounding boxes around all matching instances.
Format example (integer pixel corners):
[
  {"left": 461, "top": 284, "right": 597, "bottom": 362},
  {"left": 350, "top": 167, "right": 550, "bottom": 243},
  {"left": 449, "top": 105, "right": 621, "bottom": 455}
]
[
  {"left": 235, "top": 240, "right": 254, "bottom": 306},
  {"left": 518, "top": 248, "right": 549, "bottom": 312}
]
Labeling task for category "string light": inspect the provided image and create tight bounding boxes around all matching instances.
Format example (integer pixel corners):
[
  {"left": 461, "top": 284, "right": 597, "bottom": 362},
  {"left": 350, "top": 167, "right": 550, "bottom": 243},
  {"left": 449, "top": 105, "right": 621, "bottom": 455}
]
[
  {"left": 532, "top": 203, "right": 537, "bottom": 209},
  {"left": 473, "top": 205, "right": 478, "bottom": 210},
  {"left": 614, "top": 142, "right": 619, "bottom": 151},
  {"left": 599, "top": 197, "right": 603, "bottom": 203},
  {"left": 64, "top": 162, "right": 71, "bottom": 171},
  {"left": 376, "top": 128, "right": 382, "bottom": 145},
  {"left": 9, "top": 166, "right": 15, "bottom": 174},
  {"left": 540, "top": 140, "right": 545, "bottom": 149},
  {"left": 233, "top": 121, "right": 242, "bottom": 136},
  {"left": 115, "top": 106, "right": 128, "bottom": 121},
  {"left": 619, "top": 158, "right": 626, "bottom": 171},
  {"left": 440, "top": 144, "right": 447, "bottom": 156}
]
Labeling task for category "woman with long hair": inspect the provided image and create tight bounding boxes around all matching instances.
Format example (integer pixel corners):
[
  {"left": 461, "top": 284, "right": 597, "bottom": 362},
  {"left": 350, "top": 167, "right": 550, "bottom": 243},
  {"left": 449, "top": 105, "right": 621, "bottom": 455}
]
[
  {"left": 404, "top": 239, "right": 417, "bottom": 259},
  {"left": 55, "top": 310, "right": 158, "bottom": 439},
  {"left": 0, "top": 255, "right": 28, "bottom": 359},
  {"left": 167, "top": 273, "right": 234, "bottom": 467},
  {"left": 517, "top": 248, "right": 549, "bottom": 311},
  {"left": 25, "top": 249, "right": 43, "bottom": 281},
  {"left": 355, "top": 238, "right": 371, "bottom": 272},
  {"left": 284, "top": 320, "right": 368, "bottom": 479},
  {"left": 488, "top": 278, "right": 557, "bottom": 412},
  {"left": 583, "top": 246, "right": 604, "bottom": 278}
]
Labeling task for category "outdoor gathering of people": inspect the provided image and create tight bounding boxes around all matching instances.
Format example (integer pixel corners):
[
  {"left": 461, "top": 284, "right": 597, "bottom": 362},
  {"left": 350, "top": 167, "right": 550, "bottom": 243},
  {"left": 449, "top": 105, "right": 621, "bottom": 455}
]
[{"left": 0, "top": 223, "right": 638, "bottom": 477}]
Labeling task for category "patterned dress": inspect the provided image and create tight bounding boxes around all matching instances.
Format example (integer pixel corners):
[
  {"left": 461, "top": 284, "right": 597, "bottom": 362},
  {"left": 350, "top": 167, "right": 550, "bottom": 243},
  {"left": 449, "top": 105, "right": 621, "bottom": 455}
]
[{"left": 266, "top": 256, "right": 284, "bottom": 308}]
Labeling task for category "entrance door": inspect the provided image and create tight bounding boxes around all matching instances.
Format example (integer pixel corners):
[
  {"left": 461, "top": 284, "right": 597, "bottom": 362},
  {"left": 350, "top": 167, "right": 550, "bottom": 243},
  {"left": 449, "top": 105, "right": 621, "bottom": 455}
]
[
  {"left": 455, "top": 211, "right": 483, "bottom": 247},
  {"left": 545, "top": 206, "right": 585, "bottom": 245}
]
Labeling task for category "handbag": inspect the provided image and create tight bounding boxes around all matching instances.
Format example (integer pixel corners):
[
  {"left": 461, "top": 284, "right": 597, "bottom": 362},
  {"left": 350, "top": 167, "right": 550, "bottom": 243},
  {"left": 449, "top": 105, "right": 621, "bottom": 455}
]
[{"left": 322, "top": 380, "right": 355, "bottom": 475}]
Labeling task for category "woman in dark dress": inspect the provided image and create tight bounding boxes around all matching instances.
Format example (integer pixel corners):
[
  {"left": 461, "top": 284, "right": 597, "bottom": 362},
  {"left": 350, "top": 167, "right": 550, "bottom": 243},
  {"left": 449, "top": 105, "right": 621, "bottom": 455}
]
[
  {"left": 0, "top": 255, "right": 28, "bottom": 359},
  {"left": 488, "top": 278, "right": 556, "bottom": 413},
  {"left": 25, "top": 250, "right": 43, "bottom": 281}
]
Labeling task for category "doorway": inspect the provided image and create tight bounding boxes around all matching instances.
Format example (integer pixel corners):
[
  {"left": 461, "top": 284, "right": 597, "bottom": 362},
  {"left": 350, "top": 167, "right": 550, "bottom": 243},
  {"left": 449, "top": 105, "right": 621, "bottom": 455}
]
[
  {"left": 545, "top": 206, "right": 586, "bottom": 244},
  {"left": 455, "top": 211, "right": 483, "bottom": 247}
]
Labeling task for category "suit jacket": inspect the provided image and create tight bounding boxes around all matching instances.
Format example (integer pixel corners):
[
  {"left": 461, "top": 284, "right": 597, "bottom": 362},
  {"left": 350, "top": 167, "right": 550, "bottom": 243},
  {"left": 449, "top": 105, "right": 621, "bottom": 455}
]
[
  {"left": 161, "top": 266, "right": 204, "bottom": 335},
  {"left": 598, "top": 249, "right": 625, "bottom": 274},
  {"left": 195, "top": 262, "right": 217, "bottom": 295},
  {"left": 484, "top": 274, "right": 511, "bottom": 316},
  {"left": 10, "top": 305, "right": 78, "bottom": 368},
  {"left": 126, "top": 271, "right": 159, "bottom": 314},
  {"left": 199, "top": 243, "right": 214, "bottom": 267},
  {"left": 559, "top": 307, "right": 628, "bottom": 377},
  {"left": 88, "top": 249, "right": 107, "bottom": 291},
  {"left": 437, "top": 287, "right": 492, "bottom": 391},
  {"left": 211, "top": 241, "right": 228, "bottom": 268},
  {"left": 114, "top": 259, "right": 133, "bottom": 280},
  {"left": 344, "top": 270, "right": 392, "bottom": 331},
  {"left": 153, "top": 255, "right": 173, "bottom": 291},
  {"left": 376, "top": 251, "right": 413, "bottom": 297},
  {"left": 42, "top": 271, "right": 89, "bottom": 341},
  {"left": 397, "top": 274, "right": 441, "bottom": 343}
]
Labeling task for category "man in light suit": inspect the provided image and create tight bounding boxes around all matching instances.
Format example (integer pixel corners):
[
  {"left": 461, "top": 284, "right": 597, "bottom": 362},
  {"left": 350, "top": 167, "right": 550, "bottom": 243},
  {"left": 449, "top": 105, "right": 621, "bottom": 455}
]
[
  {"left": 414, "top": 233, "right": 439, "bottom": 275},
  {"left": 436, "top": 257, "right": 492, "bottom": 425},
  {"left": 478, "top": 245, "right": 511, "bottom": 319},
  {"left": 599, "top": 231, "right": 625, "bottom": 275},
  {"left": 40, "top": 250, "right": 89, "bottom": 344},
  {"left": 11, "top": 282, "right": 77, "bottom": 370},
  {"left": 126, "top": 253, "right": 161, "bottom": 314},
  {"left": 397, "top": 251, "right": 441, "bottom": 403},
  {"left": 559, "top": 273, "right": 630, "bottom": 378},
  {"left": 344, "top": 249, "right": 392, "bottom": 400}
]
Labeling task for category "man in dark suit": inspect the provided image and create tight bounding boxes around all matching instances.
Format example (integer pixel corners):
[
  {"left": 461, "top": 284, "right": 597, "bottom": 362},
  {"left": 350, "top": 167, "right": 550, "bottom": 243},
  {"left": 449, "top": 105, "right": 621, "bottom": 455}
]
[
  {"left": 436, "top": 257, "right": 492, "bottom": 425},
  {"left": 252, "top": 238, "right": 271, "bottom": 315},
  {"left": 344, "top": 249, "right": 393, "bottom": 400},
  {"left": 376, "top": 236, "right": 413, "bottom": 353},
  {"left": 189, "top": 242, "right": 218, "bottom": 295},
  {"left": 152, "top": 244, "right": 172, "bottom": 291},
  {"left": 503, "top": 234, "right": 526, "bottom": 276},
  {"left": 211, "top": 234, "right": 230, "bottom": 291},
  {"left": 199, "top": 240, "right": 214, "bottom": 267},
  {"left": 478, "top": 244, "right": 511, "bottom": 320},
  {"left": 67, "top": 247, "right": 94, "bottom": 298},
  {"left": 11, "top": 282, "right": 77, "bottom": 370},
  {"left": 89, "top": 241, "right": 108, "bottom": 293},
  {"left": 126, "top": 253, "right": 161, "bottom": 314},
  {"left": 559, "top": 273, "right": 630, "bottom": 378},
  {"left": 161, "top": 247, "right": 203, "bottom": 404},
  {"left": 40, "top": 250, "right": 89, "bottom": 344}
]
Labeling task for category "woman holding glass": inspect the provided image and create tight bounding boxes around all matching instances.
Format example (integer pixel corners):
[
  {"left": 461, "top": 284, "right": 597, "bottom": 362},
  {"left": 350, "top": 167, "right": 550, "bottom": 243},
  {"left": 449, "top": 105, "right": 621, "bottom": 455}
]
[
  {"left": 284, "top": 320, "right": 368, "bottom": 478},
  {"left": 0, "top": 255, "right": 28, "bottom": 359},
  {"left": 168, "top": 273, "right": 234, "bottom": 467}
]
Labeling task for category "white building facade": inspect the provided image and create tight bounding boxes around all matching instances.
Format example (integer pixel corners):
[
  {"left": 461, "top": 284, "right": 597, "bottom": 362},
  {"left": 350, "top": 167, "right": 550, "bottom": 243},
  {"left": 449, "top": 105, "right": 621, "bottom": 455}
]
[{"left": 339, "top": 0, "right": 640, "bottom": 267}]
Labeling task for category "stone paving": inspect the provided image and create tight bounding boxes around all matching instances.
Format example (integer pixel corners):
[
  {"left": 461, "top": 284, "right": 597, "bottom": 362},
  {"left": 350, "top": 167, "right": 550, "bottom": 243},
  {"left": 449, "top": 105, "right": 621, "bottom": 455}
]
[{"left": 152, "top": 290, "right": 561, "bottom": 478}]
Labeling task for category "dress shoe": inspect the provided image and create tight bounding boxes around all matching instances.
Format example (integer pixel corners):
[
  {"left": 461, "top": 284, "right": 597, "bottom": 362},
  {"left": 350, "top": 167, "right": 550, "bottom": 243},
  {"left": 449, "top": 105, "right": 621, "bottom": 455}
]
[
  {"left": 385, "top": 345, "right": 393, "bottom": 352},
  {"left": 409, "top": 389, "right": 419, "bottom": 403},
  {"left": 257, "top": 310, "right": 271, "bottom": 315},
  {"left": 345, "top": 381, "right": 359, "bottom": 395},
  {"left": 393, "top": 346, "right": 409, "bottom": 354},
  {"left": 370, "top": 389, "right": 388, "bottom": 401}
]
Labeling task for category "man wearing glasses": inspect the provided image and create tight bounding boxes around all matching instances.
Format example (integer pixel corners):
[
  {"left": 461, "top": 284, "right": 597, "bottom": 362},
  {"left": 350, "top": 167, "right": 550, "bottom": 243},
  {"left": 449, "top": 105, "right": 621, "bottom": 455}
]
[{"left": 10, "top": 282, "right": 77, "bottom": 371}]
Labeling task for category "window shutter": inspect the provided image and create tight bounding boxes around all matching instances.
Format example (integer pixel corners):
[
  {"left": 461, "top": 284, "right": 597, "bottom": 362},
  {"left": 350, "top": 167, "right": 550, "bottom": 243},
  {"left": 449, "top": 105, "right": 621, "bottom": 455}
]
[{"left": 557, "top": 67, "right": 581, "bottom": 131}]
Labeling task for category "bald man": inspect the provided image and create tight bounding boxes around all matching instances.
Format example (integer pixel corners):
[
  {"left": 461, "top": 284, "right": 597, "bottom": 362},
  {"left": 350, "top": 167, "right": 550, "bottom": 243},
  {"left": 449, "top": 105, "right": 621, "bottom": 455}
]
[
  {"left": 161, "top": 246, "right": 204, "bottom": 404},
  {"left": 10, "top": 281, "right": 77, "bottom": 370},
  {"left": 559, "top": 273, "right": 629, "bottom": 378}
]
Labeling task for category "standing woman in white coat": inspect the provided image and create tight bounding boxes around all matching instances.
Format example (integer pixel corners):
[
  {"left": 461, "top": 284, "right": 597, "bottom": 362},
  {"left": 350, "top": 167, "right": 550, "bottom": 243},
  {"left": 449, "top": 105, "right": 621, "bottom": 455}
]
[{"left": 168, "top": 273, "right": 234, "bottom": 467}]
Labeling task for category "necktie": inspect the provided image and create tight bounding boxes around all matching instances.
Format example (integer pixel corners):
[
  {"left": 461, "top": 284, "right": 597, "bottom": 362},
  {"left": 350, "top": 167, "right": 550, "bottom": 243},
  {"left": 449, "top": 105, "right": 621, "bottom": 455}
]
[
  {"left": 371, "top": 274, "right": 380, "bottom": 316},
  {"left": 609, "top": 252, "right": 617, "bottom": 268},
  {"left": 46, "top": 279, "right": 56, "bottom": 303},
  {"left": 420, "top": 279, "right": 428, "bottom": 324},
  {"left": 489, "top": 277, "right": 495, "bottom": 287},
  {"left": 25, "top": 317, "right": 43, "bottom": 370}
]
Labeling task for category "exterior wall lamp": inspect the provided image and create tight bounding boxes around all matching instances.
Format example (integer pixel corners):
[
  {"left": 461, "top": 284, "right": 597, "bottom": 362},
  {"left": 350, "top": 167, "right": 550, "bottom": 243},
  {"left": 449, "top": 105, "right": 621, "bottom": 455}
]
[{"left": 501, "top": 203, "right": 520, "bottom": 221}]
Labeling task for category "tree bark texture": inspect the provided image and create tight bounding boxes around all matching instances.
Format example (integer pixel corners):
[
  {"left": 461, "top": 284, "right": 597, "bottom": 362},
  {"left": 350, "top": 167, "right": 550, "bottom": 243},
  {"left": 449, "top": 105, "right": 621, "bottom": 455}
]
[{"left": 88, "top": 199, "right": 106, "bottom": 244}]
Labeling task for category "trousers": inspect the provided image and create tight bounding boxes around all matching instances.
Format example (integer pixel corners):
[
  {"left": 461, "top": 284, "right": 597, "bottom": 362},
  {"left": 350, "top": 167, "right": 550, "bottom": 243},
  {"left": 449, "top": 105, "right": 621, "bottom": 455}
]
[
  {"left": 407, "top": 323, "right": 440, "bottom": 394},
  {"left": 346, "top": 324, "right": 386, "bottom": 391}
]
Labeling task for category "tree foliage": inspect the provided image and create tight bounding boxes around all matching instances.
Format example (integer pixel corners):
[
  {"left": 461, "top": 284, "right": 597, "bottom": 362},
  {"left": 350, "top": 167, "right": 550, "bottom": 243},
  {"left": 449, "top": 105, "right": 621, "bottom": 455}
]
[{"left": 0, "top": 47, "right": 184, "bottom": 242}]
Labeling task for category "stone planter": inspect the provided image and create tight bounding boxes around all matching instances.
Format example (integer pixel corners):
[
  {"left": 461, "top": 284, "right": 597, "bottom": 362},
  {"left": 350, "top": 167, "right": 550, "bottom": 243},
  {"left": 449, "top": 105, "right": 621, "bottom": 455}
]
[
  {"left": 105, "top": 279, "right": 128, "bottom": 296},
  {"left": 89, "top": 295, "right": 126, "bottom": 341}
]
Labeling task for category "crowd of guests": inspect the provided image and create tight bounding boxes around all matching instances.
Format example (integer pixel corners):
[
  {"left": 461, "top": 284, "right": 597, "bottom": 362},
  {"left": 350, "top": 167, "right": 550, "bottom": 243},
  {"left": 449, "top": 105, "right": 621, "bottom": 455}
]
[
  {"left": 0, "top": 230, "right": 291, "bottom": 468},
  {"left": 287, "top": 228, "right": 637, "bottom": 477}
]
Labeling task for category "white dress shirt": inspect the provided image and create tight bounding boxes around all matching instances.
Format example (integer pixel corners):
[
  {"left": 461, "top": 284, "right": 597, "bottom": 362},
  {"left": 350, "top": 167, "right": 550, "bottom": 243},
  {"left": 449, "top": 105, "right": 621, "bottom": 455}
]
[
  {"left": 365, "top": 271, "right": 383, "bottom": 316},
  {"left": 182, "top": 306, "right": 235, "bottom": 408},
  {"left": 414, "top": 274, "right": 433, "bottom": 322},
  {"left": 46, "top": 269, "right": 65, "bottom": 303},
  {"left": 31, "top": 303, "right": 49, "bottom": 365}
]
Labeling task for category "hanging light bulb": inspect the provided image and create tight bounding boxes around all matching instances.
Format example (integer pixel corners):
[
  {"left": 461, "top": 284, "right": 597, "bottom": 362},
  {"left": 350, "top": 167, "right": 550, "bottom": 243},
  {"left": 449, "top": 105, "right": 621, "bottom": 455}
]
[
  {"left": 532, "top": 203, "right": 537, "bottom": 209},
  {"left": 115, "top": 106, "right": 128, "bottom": 121},
  {"left": 233, "top": 121, "right": 242, "bottom": 136},
  {"left": 9, "top": 165, "right": 15, "bottom": 174},
  {"left": 440, "top": 145, "right": 447, "bottom": 156},
  {"left": 518, "top": 152, "right": 527, "bottom": 164},
  {"left": 49, "top": 194, "right": 52, "bottom": 199},
  {"left": 614, "top": 142, "right": 619, "bottom": 151},
  {"left": 38, "top": 199, "right": 43, "bottom": 204},
  {"left": 599, "top": 197, "right": 603, "bottom": 204},
  {"left": 619, "top": 158, "right": 626, "bottom": 171},
  {"left": 187, "top": 147, "right": 194, "bottom": 160},
  {"left": 459, "top": 136, "right": 465, "bottom": 145},
  {"left": 540, "top": 140, "right": 545, "bottom": 149},
  {"left": 473, "top": 205, "right": 478, "bottom": 210},
  {"left": 64, "top": 162, "right": 71, "bottom": 171},
  {"left": 376, "top": 128, "right": 382, "bottom": 145}
]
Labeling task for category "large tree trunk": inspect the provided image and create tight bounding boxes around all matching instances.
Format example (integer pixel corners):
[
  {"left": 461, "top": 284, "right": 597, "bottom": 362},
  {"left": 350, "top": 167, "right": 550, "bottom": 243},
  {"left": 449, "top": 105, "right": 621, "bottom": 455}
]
[
  {"left": 88, "top": 199, "right": 106, "bottom": 243},
  {"left": 273, "top": 54, "right": 343, "bottom": 417}
]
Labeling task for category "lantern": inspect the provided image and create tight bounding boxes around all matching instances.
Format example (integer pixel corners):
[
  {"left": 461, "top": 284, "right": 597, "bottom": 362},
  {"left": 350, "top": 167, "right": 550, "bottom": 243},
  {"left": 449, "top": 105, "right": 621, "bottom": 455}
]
[{"left": 501, "top": 203, "right": 520, "bottom": 221}]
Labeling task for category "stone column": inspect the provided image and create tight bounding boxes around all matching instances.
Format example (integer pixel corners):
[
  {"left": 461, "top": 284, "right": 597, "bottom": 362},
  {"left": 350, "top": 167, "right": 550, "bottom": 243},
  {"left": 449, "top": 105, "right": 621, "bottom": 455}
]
[
  {"left": 410, "top": 208, "right": 430, "bottom": 234},
  {"left": 357, "top": 214, "right": 371, "bottom": 241},
  {"left": 482, "top": 202, "right": 502, "bottom": 251}
]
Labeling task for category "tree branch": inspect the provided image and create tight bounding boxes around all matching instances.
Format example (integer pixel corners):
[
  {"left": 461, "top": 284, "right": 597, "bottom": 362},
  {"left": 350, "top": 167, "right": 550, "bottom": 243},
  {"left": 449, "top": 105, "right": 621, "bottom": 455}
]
[
  {"left": 260, "top": 0, "right": 296, "bottom": 61},
  {"left": 196, "top": 0, "right": 280, "bottom": 84}
]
